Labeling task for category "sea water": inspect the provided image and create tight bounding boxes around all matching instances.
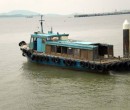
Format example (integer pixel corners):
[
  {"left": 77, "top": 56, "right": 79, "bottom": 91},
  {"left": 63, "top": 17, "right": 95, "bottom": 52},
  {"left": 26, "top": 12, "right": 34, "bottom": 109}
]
[{"left": 0, "top": 15, "right": 130, "bottom": 110}]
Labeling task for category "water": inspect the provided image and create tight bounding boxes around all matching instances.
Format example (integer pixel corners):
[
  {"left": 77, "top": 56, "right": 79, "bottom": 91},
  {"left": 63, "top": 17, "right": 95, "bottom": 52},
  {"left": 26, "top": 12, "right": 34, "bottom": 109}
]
[{"left": 0, "top": 15, "right": 130, "bottom": 110}]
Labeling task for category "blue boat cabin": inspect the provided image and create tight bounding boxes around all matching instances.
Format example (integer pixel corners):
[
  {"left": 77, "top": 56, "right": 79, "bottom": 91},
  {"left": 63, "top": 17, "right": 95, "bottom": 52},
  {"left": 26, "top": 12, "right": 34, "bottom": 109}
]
[{"left": 29, "top": 31, "right": 113, "bottom": 61}]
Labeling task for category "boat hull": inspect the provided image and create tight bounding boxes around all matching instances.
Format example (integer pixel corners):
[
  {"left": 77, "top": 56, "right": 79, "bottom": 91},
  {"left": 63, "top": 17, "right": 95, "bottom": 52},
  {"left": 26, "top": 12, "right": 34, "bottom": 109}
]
[
  {"left": 21, "top": 49, "right": 130, "bottom": 74},
  {"left": 21, "top": 50, "right": 109, "bottom": 74}
]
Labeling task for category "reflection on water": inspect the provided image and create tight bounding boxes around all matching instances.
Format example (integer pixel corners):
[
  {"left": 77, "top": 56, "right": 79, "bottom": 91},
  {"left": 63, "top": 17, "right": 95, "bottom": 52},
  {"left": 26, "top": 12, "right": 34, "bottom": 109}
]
[
  {"left": 21, "top": 61, "right": 109, "bottom": 81},
  {"left": 19, "top": 62, "right": 130, "bottom": 110}
]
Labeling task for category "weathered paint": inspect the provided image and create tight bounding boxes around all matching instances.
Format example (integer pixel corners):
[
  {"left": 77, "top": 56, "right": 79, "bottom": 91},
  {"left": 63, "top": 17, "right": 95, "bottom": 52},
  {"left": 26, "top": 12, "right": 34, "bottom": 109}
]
[
  {"left": 27, "top": 55, "right": 96, "bottom": 72},
  {"left": 37, "top": 38, "right": 43, "bottom": 52},
  {"left": 31, "top": 32, "right": 69, "bottom": 38},
  {"left": 29, "top": 42, "right": 33, "bottom": 49}
]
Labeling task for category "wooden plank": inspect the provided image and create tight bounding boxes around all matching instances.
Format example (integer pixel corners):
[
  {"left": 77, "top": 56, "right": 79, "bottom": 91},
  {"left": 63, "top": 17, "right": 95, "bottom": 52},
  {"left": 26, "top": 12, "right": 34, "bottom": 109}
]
[
  {"left": 88, "top": 50, "right": 93, "bottom": 60},
  {"left": 46, "top": 45, "right": 51, "bottom": 54},
  {"left": 108, "top": 46, "right": 113, "bottom": 57},
  {"left": 80, "top": 49, "right": 88, "bottom": 60},
  {"left": 74, "top": 49, "right": 80, "bottom": 59}
]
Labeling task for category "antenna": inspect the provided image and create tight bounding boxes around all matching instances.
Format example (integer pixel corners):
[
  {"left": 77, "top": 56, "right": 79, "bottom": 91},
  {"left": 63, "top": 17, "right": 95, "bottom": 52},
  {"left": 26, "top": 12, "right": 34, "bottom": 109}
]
[
  {"left": 39, "top": 15, "right": 45, "bottom": 33},
  {"left": 51, "top": 27, "right": 53, "bottom": 33}
]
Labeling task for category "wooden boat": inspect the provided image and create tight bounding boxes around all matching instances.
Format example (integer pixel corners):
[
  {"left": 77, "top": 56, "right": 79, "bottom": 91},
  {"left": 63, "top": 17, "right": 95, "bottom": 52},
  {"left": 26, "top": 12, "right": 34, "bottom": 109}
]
[{"left": 19, "top": 16, "right": 130, "bottom": 73}]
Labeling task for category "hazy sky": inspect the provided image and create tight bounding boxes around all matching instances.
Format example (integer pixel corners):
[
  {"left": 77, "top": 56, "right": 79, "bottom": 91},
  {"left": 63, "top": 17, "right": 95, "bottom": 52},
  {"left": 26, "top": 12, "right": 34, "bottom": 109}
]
[{"left": 0, "top": 0, "right": 130, "bottom": 14}]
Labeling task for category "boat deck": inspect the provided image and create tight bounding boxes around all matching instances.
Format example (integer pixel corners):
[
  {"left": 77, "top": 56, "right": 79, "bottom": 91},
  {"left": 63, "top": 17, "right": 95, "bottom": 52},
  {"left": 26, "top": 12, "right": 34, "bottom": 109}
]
[{"left": 32, "top": 51, "right": 129, "bottom": 64}]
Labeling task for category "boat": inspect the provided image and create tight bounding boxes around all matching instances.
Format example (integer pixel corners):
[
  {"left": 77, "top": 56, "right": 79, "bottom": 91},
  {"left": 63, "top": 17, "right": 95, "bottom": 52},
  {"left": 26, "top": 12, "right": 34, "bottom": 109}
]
[
  {"left": 19, "top": 15, "right": 130, "bottom": 73},
  {"left": 26, "top": 16, "right": 33, "bottom": 18}
]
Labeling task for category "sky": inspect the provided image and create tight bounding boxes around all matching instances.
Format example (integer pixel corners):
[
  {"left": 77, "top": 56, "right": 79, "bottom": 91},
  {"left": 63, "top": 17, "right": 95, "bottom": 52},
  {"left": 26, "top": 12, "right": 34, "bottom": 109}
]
[{"left": 0, "top": 0, "right": 130, "bottom": 14}]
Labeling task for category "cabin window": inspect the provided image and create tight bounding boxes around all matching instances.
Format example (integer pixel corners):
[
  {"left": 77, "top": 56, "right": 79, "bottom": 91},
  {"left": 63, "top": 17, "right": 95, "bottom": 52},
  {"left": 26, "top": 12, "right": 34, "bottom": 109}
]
[
  {"left": 74, "top": 49, "right": 80, "bottom": 56},
  {"left": 42, "top": 38, "right": 46, "bottom": 43},
  {"left": 33, "top": 38, "right": 37, "bottom": 42},
  {"left": 51, "top": 37, "right": 59, "bottom": 41},
  {"left": 62, "top": 47, "right": 67, "bottom": 54},
  {"left": 46, "top": 37, "right": 51, "bottom": 41},
  {"left": 108, "top": 45, "right": 113, "bottom": 57},
  {"left": 56, "top": 46, "right": 61, "bottom": 53},
  {"left": 68, "top": 48, "right": 73, "bottom": 55},
  {"left": 33, "top": 38, "right": 37, "bottom": 50},
  {"left": 29, "top": 37, "right": 34, "bottom": 49},
  {"left": 30, "top": 37, "right": 33, "bottom": 43},
  {"left": 60, "top": 36, "right": 68, "bottom": 40},
  {"left": 51, "top": 45, "right": 56, "bottom": 52},
  {"left": 98, "top": 46, "right": 108, "bottom": 56}
]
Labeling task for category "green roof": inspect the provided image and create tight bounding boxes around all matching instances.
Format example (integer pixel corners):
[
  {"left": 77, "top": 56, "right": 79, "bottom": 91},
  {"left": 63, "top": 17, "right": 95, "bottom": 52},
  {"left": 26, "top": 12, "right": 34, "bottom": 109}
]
[
  {"left": 46, "top": 41, "right": 97, "bottom": 50},
  {"left": 31, "top": 32, "right": 69, "bottom": 38}
]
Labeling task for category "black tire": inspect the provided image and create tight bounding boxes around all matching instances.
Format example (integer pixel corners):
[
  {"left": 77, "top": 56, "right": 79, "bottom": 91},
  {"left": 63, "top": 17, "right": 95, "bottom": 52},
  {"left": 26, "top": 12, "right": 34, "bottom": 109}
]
[
  {"left": 46, "top": 56, "right": 49, "bottom": 62},
  {"left": 35, "top": 55, "right": 39, "bottom": 61},
  {"left": 22, "top": 53, "right": 25, "bottom": 57},
  {"left": 51, "top": 57, "right": 55, "bottom": 62},
  {"left": 31, "top": 55, "right": 35, "bottom": 60},
  {"left": 80, "top": 61, "right": 86, "bottom": 67},
  {"left": 19, "top": 41, "right": 26, "bottom": 46},
  {"left": 73, "top": 60, "right": 76, "bottom": 66},
  {"left": 85, "top": 62, "right": 89, "bottom": 69},
  {"left": 64, "top": 59, "right": 72, "bottom": 66},
  {"left": 55, "top": 57, "right": 60, "bottom": 63},
  {"left": 90, "top": 63, "right": 96, "bottom": 70},
  {"left": 111, "top": 63, "right": 118, "bottom": 71},
  {"left": 96, "top": 64, "right": 104, "bottom": 72}
]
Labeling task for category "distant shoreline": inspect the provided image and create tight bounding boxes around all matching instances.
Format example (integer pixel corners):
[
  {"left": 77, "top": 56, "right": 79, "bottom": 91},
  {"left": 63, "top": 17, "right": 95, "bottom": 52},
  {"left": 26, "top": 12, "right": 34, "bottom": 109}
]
[
  {"left": 74, "top": 11, "right": 130, "bottom": 17},
  {"left": 0, "top": 15, "right": 39, "bottom": 18}
]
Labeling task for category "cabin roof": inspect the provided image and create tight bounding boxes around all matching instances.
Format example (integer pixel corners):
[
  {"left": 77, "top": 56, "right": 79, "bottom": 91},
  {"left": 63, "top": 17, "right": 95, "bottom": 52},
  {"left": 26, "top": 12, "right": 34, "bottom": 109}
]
[
  {"left": 31, "top": 32, "right": 69, "bottom": 38},
  {"left": 46, "top": 41, "right": 98, "bottom": 50}
]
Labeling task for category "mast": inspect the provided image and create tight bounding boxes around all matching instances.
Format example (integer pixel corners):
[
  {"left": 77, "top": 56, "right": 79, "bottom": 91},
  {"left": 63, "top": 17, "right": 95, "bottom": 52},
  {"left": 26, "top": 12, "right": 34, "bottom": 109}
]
[{"left": 39, "top": 15, "right": 45, "bottom": 33}]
